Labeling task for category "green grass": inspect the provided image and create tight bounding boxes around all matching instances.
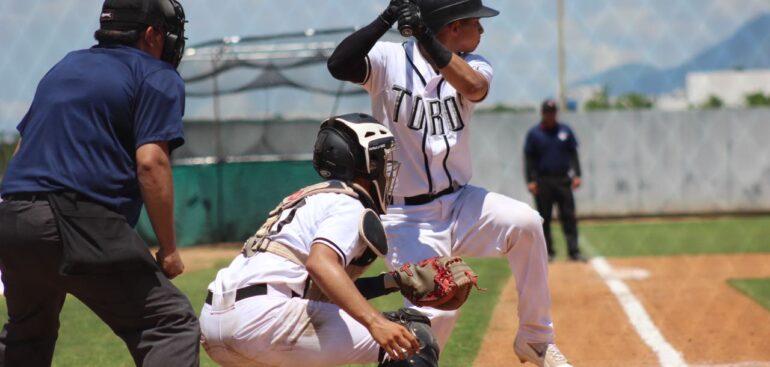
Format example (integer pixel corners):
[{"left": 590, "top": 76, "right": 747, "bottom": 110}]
[
  {"left": 349, "top": 258, "right": 511, "bottom": 367},
  {"left": 4, "top": 215, "right": 768, "bottom": 366},
  {"left": 0, "top": 258, "right": 510, "bottom": 367},
  {"left": 728, "top": 278, "right": 770, "bottom": 312},
  {"left": 577, "top": 216, "right": 770, "bottom": 257}
]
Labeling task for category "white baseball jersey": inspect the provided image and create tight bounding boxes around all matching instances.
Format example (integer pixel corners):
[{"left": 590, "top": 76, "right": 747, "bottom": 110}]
[
  {"left": 363, "top": 39, "right": 494, "bottom": 198},
  {"left": 206, "top": 191, "right": 367, "bottom": 297},
  {"left": 362, "top": 40, "right": 556, "bottom": 349},
  {"left": 201, "top": 191, "right": 387, "bottom": 366}
]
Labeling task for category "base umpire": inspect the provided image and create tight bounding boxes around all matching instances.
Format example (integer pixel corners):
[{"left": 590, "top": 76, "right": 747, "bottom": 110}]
[
  {"left": 0, "top": 0, "right": 199, "bottom": 365},
  {"left": 524, "top": 100, "right": 585, "bottom": 262}
]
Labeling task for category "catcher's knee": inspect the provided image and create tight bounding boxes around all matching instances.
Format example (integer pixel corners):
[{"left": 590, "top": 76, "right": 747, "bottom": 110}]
[{"left": 379, "top": 308, "right": 439, "bottom": 367}]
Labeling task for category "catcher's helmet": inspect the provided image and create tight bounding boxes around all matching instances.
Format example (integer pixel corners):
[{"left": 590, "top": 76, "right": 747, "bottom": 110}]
[
  {"left": 99, "top": 0, "right": 187, "bottom": 67},
  {"left": 417, "top": 0, "right": 499, "bottom": 32},
  {"left": 313, "top": 113, "right": 399, "bottom": 214}
]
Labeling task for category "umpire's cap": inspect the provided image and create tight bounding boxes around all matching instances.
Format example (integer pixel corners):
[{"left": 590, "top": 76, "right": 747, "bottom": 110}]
[
  {"left": 99, "top": 0, "right": 187, "bottom": 67},
  {"left": 541, "top": 99, "right": 559, "bottom": 113},
  {"left": 418, "top": 0, "right": 500, "bottom": 32}
]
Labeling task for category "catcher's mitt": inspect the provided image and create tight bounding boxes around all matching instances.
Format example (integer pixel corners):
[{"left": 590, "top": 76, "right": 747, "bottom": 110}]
[{"left": 389, "top": 256, "right": 483, "bottom": 310}]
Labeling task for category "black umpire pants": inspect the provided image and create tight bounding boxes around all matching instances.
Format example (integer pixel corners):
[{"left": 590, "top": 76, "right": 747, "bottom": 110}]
[
  {"left": 534, "top": 176, "right": 581, "bottom": 258},
  {"left": 0, "top": 197, "right": 200, "bottom": 367}
]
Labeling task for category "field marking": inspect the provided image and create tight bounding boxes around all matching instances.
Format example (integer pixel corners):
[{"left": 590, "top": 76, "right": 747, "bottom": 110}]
[
  {"left": 581, "top": 235, "right": 687, "bottom": 367},
  {"left": 590, "top": 257, "right": 687, "bottom": 367},
  {"left": 691, "top": 363, "right": 770, "bottom": 367}
]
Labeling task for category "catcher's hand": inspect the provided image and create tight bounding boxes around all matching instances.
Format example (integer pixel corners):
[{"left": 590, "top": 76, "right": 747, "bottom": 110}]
[{"left": 388, "top": 256, "right": 483, "bottom": 310}]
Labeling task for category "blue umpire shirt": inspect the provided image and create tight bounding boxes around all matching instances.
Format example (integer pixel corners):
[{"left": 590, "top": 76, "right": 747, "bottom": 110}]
[
  {"left": 0, "top": 44, "right": 185, "bottom": 226},
  {"left": 524, "top": 122, "right": 579, "bottom": 178}
]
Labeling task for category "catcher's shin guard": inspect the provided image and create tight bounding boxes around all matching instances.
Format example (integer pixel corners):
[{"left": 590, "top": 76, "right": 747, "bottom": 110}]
[{"left": 378, "top": 309, "right": 439, "bottom": 367}]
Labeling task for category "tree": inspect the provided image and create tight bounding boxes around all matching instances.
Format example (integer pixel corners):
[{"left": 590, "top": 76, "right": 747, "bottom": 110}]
[
  {"left": 702, "top": 95, "right": 723, "bottom": 109},
  {"left": 0, "top": 137, "right": 20, "bottom": 179},
  {"left": 745, "top": 92, "right": 770, "bottom": 107},
  {"left": 614, "top": 93, "right": 653, "bottom": 110},
  {"left": 584, "top": 86, "right": 612, "bottom": 111}
]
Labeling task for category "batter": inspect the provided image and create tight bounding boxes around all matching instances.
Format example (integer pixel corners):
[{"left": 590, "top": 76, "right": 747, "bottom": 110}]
[{"left": 328, "top": 1, "right": 572, "bottom": 365}]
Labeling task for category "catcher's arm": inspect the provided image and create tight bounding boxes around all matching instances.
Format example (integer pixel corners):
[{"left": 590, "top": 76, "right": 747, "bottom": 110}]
[
  {"left": 354, "top": 274, "right": 400, "bottom": 300},
  {"left": 306, "top": 244, "right": 419, "bottom": 360},
  {"left": 388, "top": 256, "right": 483, "bottom": 310}
]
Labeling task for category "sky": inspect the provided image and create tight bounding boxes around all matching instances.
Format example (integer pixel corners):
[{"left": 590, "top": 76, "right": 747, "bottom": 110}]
[{"left": 1, "top": 0, "right": 769, "bottom": 132}]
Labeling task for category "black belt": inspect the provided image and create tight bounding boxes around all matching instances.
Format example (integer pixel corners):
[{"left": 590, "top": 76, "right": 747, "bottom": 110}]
[
  {"left": 204, "top": 284, "right": 299, "bottom": 305},
  {"left": 403, "top": 186, "right": 458, "bottom": 206},
  {"left": 2, "top": 192, "right": 50, "bottom": 202}
]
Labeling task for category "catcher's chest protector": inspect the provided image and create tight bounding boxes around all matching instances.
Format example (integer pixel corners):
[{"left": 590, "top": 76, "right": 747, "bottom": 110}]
[
  {"left": 242, "top": 181, "right": 386, "bottom": 300},
  {"left": 242, "top": 180, "right": 360, "bottom": 258}
]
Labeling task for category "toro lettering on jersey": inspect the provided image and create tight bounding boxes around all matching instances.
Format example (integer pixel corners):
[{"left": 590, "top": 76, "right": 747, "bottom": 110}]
[{"left": 392, "top": 84, "right": 465, "bottom": 136}]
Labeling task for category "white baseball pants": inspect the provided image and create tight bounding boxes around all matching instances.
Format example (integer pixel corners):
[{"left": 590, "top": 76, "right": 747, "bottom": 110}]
[{"left": 383, "top": 185, "right": 555, "bottom": 348}]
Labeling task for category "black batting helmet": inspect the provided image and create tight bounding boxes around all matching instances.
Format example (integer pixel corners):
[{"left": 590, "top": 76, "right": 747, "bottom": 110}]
[
  {"left": 417, "top": 0, "right": 499, "bottom": 32},
  {"left": 99, "top": 0, "right": 187, "bottom": 68},
  {"left": 313, "top": 113, "right": 399, "bottom": 214}
]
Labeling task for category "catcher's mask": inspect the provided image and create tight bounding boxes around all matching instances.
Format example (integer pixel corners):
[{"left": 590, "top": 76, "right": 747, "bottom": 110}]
[
  {"left": 313, "top": 113, "right": 399, "bottom": 214},
  {"left": 99, "top": 0, "right": 187, "bottom": 68}
]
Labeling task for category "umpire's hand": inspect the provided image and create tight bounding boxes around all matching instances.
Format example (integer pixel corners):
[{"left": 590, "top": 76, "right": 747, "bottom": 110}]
[
  {"left": 156, "top": 248, "right": 185, "bottom": 279},
  {"left": 527, "top": 181, "right": 538, "bottom": 195},
  {"left": 572, "top": 177, "right": 582, "bottom": 190}
]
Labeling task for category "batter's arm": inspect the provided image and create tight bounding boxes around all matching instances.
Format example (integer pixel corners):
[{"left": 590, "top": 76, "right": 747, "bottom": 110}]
[
  {"left": 439, "top": 56, "right": 490, "bottom": 102},
  {"left": 327, "top": 1, "right": 403, "bottom": 83},
  {"left": 307, "top": 244, "right": 419, "bottom": 359},
  {"left": 412, "top": 24, "right": 489, "bottom": 101}
]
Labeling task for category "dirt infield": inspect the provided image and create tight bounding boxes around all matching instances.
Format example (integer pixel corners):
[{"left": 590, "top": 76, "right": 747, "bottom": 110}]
[
  {"left": 180, "top": 243, "right": 241, "bottom": 272},
  {"left": 473, "top": 254, "right": 770, "bottom": 367}
]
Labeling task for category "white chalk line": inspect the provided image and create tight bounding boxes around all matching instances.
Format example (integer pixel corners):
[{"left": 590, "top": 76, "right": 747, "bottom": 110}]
[
  {"left": 691, "top": 363, "right": 770, "bottom": 367},
  {"left": 579, "top": 235, "right": 687, "bottom": 367}
]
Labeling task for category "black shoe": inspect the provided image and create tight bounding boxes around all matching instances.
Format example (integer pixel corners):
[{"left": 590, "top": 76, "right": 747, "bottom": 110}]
[{"left": 569, "top": 254, "right": 587, "bottom": 262}]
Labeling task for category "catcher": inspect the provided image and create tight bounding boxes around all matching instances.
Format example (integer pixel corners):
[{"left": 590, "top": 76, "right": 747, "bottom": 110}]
[{"left": 199, "top": 113, "right": 480, "bottom": 367}]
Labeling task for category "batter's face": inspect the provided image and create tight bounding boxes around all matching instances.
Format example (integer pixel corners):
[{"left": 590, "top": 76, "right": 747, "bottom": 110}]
[{"left": 438, "top": 18, "right": 484, "bottom": 53}]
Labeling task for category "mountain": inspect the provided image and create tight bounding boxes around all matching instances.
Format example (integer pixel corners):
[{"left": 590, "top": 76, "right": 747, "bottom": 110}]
[{"left": 574, "top": 13, "right": 770, "bottom": 96}]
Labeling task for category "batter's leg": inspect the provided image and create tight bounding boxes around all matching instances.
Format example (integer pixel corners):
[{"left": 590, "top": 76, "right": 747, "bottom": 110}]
[
  {"left": 452, "top": 186, "right": 555, "bottom": 344},
  {"left": 383, "top": 204, "right": 457, "bottom": 349}
]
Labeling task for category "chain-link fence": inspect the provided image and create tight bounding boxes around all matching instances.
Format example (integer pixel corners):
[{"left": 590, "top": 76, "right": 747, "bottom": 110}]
[
  {"left": 3, "top": 0, "right": 770, "bottom": 212},
  {"left": 2, "top": 0, "right": 770, "bottom": 210},
  {"left": 3, "top": 0, "right": 770, "bottom": 128}
]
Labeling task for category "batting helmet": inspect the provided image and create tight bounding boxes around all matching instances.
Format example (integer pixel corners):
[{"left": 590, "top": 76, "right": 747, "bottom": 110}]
[
  {"left": 417, "top": 0, "right": 500, "bottom": 32},
  {"left": 313, "top": 113, "right": 399, "bottom": 214},
  {"left": 99, "top": 0, "right": 187, "bottom": 68}
]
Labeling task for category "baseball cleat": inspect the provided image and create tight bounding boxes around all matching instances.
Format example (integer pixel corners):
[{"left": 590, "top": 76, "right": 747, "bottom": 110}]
[{"left": 514, "top": 336, "right": 572, "bottom": 367}]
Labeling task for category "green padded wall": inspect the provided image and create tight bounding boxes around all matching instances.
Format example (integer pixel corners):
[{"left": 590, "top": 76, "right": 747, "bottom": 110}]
[{"left": 136, "top": 160, "right": 318, "bottom": 247}]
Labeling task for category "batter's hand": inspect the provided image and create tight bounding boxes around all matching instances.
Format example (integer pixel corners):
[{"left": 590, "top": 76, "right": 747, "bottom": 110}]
[
  {"left": 156, "top": 247, "right": 185, "bottom": 279},
  {"left": 397, "top": 1, "right": 425, "bottom": 36},
  {"left": 527, "top": 182, "right": 539, "bottom": 195},
  {"left": 572, "top": 177, "right": 582, "bottom": 190},
  {"left": 382, "top": 0, "right": 410, "bottom": 25},
  {"left": 369, "top": 317, "right": 420, "bottom": 361}
]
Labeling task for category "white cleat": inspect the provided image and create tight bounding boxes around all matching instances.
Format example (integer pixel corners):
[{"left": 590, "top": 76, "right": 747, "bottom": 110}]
[{"left": 513, "top": 336, "right": 573, "bottom": 367}]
